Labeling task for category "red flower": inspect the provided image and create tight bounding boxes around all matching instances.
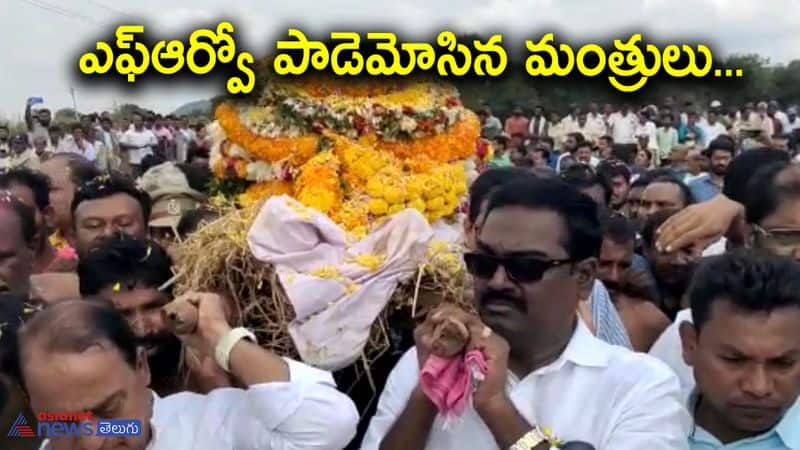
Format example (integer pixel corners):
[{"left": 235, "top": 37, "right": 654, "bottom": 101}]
[
  {"left": 311, "top": 121, "right": 325, "bottom": 133},
  {"left": 353, "top": 115, "right": 369, "bottom": 134},
  {"left": 445, "top": 96, "right": 461, "bottom": 107},
  {"left": 476, "top": 138, "right": 489, "bottom": 159},
  {"left": 402, "top": 106, "right": 415, "bottom": 115}
]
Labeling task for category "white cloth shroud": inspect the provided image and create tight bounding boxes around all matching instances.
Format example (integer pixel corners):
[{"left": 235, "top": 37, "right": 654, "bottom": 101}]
[{"left": 247, "top": 195, "right": 459, "bottom": 370}]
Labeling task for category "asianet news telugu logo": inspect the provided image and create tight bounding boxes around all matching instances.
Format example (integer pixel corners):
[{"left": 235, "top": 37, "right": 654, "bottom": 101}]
[{"left": 7, "top": 411, "right": 141, "bottom": 438}]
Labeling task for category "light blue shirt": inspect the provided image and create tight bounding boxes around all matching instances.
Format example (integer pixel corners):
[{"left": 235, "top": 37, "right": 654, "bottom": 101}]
[
  {"left": 688, "top": 174, "right": 721, "bottom": 203},
  {"left": 589, "top": 279, "right": 632, "bottom": 349},
  {"left": 689, "top": 398, "right": 800, "bottom": 449}
]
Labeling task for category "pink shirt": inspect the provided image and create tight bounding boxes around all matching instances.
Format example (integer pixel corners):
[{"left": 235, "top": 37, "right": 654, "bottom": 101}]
[{"left": 504, "top": 116, "right": 530, "bottom": 137}]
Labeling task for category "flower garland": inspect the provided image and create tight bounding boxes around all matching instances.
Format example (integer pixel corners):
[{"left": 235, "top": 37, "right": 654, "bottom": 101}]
[
  {"left": 215, "top": 103, "right": 319, "bottom": 165},
  {"left": 293, "top": 151, "right": 343, "bottom": 215},
  {"left": 237, "top": 180, "right": 293, "bottom": 208}
]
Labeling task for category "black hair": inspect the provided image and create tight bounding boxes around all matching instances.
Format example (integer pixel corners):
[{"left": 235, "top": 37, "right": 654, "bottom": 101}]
[
  {"left": 641, "top": 208, "right": 680, "bottom": 248},
  {"left": 140, "top": 154, "right": 167, "bottom": 175},
  {"left": 484, "top": 176, "right": 602, "bottom": 260},
  {"left": 467, "top": 167, "right": 532, "bottom": 223},
  {"left": 599, "top": 135, "right": 613, "bottom": 144},
  {"left": 566, "top": 132, "right": 586, "bottom": 146},
  {"left": 538, "top": 136, "right": 555, "bottom": 149},
  {"left": 176, "top": 207, "right": 218, "bottom": 239},
  {"left": 704, "top": 135, "right": 736, "bottom": 158},
  {"left": 630, "top": 172, "right": 654, "bottom": 190},
  {"left": 561, "top": 164, "right": 612, "bottom": 205},
  {"left": 690, "top": 250, "right": 800, "bottom": 332},
  {"left": 649, "top": 175, "right": 695, "bottom": 207},
  {"left": 0, "top": 193, "right": 37, "bottom": 245},
  {"left": 176, "top": 163, "right": 212, "bottom": 194},
  {"left": 0, "top": 293, "right": 31, "bottom": 378},
  {"left": 11, "top": 300, "right": 139, "bottom": 389},
  {"left": 597, "top": 159, "right": 632, "bottom": 185},
  {"left": 0, "top": 167, "right": 50, "bottom": 210},
  {"left": 601, "top": 212, "right": 636, "bottom": 245},
  {"left": 78, "top": 235, "right": 173, "bottom": 297},
  {"left": 744, "top": 161, "right": 799, "bottom": 225},
  {"left": 723, "top": 149, "right": 791, "bottom": 204},
  {"left": 71, "top": 173, "right": 151, "bottom": 223}
]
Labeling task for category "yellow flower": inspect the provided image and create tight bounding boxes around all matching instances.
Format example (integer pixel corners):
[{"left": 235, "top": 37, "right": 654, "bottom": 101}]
[
  {"left": 368, "top": 198, "right": 389, "bottom": 215},
  {"left": 351, "top": 253, "right": 385, "bottom": 272},
  {"left": 426, "top": 197, "right": 445, "bottom": 211},
  {"left": 311, "top": 266, "right": 341, "bottom": 279},
  {"left": 388, "top": 203, "right": 405, "bottom": 215}
]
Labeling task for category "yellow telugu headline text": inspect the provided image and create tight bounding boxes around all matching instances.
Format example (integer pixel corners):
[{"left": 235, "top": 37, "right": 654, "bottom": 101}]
[{"left": 78, "top": 26, "right": 744, "bottom": 94}]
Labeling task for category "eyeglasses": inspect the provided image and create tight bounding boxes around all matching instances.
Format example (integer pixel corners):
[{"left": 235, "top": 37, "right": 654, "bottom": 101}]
[
  {"left": 752, "top": 225, "right": 800, "bottom": 252},
  {"left": 463, "top": 252, "right": 572, "bottom": 283}
]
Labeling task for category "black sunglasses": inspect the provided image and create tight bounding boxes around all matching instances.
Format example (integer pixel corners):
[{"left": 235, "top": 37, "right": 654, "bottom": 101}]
[{"left": 463, "top": 252, "right": 572, "bottom": 283}]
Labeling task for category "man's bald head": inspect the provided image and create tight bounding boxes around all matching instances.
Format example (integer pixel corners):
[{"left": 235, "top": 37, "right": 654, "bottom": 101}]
[{"left": 12, "top": 300, "right": 139, "bottom": 388}]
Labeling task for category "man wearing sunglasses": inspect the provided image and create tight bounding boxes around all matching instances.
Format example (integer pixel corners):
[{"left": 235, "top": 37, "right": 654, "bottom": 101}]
[{"left": 364, "top": 176, "right": 690, "bottom": 450}]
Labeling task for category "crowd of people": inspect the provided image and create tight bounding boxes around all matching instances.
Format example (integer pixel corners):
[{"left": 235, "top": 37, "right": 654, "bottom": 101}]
[{"left": 0, "top": 94, "right": 800, "bottom": 450}]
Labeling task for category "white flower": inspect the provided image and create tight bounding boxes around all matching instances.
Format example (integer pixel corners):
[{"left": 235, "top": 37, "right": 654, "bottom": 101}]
[
  {"left": 445, "top": 108, "right": 460, "bottom": 125},
  {"left": 399, "top": 116, "right": 417, "bottom": 133},
  {"left": 246, "top": 161, "right": 275, "bottom": 182},
  {"left": 228, "top": 143, "right": 251, "bottom": 160}
]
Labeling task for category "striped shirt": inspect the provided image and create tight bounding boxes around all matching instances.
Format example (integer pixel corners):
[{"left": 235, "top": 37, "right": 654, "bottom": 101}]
[{"left": 590, "top": 280, "right": 633, "bottom": 349}]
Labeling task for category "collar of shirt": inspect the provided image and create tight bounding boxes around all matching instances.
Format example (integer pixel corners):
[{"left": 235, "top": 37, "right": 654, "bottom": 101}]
[
  {"left": 689, "top": 393, "right": 800, "bottom": 449},
  {"left": 509, "top": 320, "right": 610, "bottom": 383}
]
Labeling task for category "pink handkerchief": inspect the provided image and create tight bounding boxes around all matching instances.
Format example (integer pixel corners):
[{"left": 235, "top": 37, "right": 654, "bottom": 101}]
[{"left": 420, "top": 349, "right": 488, "bottom": 424}]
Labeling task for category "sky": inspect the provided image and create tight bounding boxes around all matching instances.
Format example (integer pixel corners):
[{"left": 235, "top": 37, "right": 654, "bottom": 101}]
[{"left": 1, "top": 0, "right": 798, "bottom": 120}]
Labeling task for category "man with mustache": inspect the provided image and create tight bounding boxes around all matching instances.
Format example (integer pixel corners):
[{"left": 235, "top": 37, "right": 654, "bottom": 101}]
[
  {"left": 679, "top": 251, "right": 800, "bottom": 449},
  {"left": 364, "top": 176, "right": 689, "bottom": 450},
  {"left": 641, "top": 209, "right": 700, "bottom": 320},
  {"left": 78, "top": 234, "right": 229, "bottom": 396},
  {"left": 0, "top": 192, "right": 36, "bottom": 296},
  {"left": 597, "top": 213, "right": 669, "bottom": 351}
]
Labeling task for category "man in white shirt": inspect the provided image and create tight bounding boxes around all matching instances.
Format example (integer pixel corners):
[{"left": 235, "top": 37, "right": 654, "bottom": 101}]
[
  {"left": 364, "top": 176, "right": 690, "bottom": 450},
  {"left": 14, "top": 296, "right": 359, "bottom": 450},
  {"left": 634, "top": 110, "right": 658, "bottom": 153},
  {"left": 610, "top": 105, "right": 637, "bottom": 144},
  {"left": 120, "top": 113, "right": 158, "bottom": 175},
  {"left": 698, "top": 111, "right": 727, "bottom": 148}
]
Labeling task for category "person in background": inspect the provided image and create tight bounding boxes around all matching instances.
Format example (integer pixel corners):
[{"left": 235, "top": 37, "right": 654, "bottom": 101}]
[
  {"left": 679, "top": 111, "right": 704, "bottom": 144},
  {"left": 625, "top": 174, "right": 652, "bottom": 225},
  {"left": 548, "top": 111, "right": 567, "bottom": 149},
  {"left": 575, "top": 140, "right": 599, "bottom": 168},
  {"left": 632, "top": 148, "right": 653, "bottom": 174},
  {"left": 597, "top": 159, "right": 631, "bottom": 212},
  {"left": 635, "top": 109, "right": 658, "bottom": 154},
  {"left": 577, "top": 112, "right": 603, "bottom": 145},
  {"left": 699, "top": 110, "right": 727, "bottom": 149},
  {"left": 24, "top": 98, "right": 51, "bottom": 145},
  {"left": 609, "top": 104, "right": 637, "bottom": 144},
  {"left": 656, "top": 113, "right": 680, "bottom": 166},
  {"left": 598, "top": 213, "right": 669, "bottom": 351},
  {"left": 556, "top": 132, "right": 584, "bottom": 171},
  {"left": 679, "top": 251, "right": 800, "bottom": 449},
  {"left": 70, "top": 174, "right": 150, "bottom": 258},
  {"left": 9, "top": 297, "right": 360, "bottom": 450},
  {"left": 119, "top": 113, "right": 159, "bottom": 176},
  {"left": 38, "top": 153, "right": 100, "bottom": 251},
  {"left": 688, "top": 136, "right": 735, "bottom": 203},
  {"left": 138, "top": 162, "right": 207, "bottom": 247},
  {"left": 640, "top": 176, "right": 694, "bottom": 221},
  {"left": 489, "top": 133, "right": 514, "bottom": 168},
  {"left": 0, "top": 168, "right": 75, "bottom": 273},
  {"left": 527, "top": 105, "right": 548, "bottom": 138},
  {"left": 478, "top": 107, "right": 503, "bottom": 140},
  {"left": 642, "top": 209, "right": 700, "bottom": 320},
  {"left": 4, "top": 134, "right": 39, "bottom": 169},
  {"left": 0, "top": 192, "right": 36, "bottom": 296},
  {"left": 153, "top": 116, "right": 175, "bottom": 160},
  {"left": 364, "top": 175, "right": 689, "bottom": 450},
  {"left": 561, "top": 164, "right": 611, "bottom": 209},
  {"left": 31, "top": 135, "right": 49, "bottom": 159},
  {"left": 174, "top": 116, "right": 194, "bottom": 163},
  {"left": 597, "top": 135, "right": 614, "bottom": 160},
  {"left": 769, "top": 101, "right": 785, "bottom": 137},
  {"left": 528, "top": 143, "right": 551, "bottom": 170},
  {"left": 504, "top": 106, "right": 529, "bottom": 139},
  {"left": 69, "top": 125, "right": 97, "bottom": 162}
]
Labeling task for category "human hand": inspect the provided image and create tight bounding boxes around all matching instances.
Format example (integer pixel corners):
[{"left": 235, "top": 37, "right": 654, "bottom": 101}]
[
  {"left": 655, "top": 194, "right": 743, "bottom": 252},
  {"left": 466, "top": 321, "right": 510, "bottom": 413},
  {"left": 413, "top": 304, "right": 474, "bottom": 369},
  {"left": 165, "top": 292, "right": 231, "bottom": 357}
]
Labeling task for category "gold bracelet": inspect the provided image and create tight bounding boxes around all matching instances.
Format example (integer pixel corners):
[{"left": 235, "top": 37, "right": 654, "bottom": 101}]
[{"left": 509, "top": 427, "right": 546, "bottom": 450}]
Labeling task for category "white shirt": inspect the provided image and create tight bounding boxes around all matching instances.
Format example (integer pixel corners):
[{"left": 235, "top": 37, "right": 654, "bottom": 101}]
[
  {"left": 634, "top": 121, "right": 659, "bottom": 151},
  {"left": 120, "top": 127, "right": 158, "bottom": 165},
  {"left": 698, "top": 122, "right": 727, "bottom": 148},
  {"left": 649, "top": 308, "right": 695, "bottom": 396},
  {"left": 362, "top": 321, "right": 691, "bottom": 450},
  {"left": 610, "top": 112, "right": 638, "bottom": 144},
  {"left": 39, "top": 359, "right": 358, "bottom": 450}
]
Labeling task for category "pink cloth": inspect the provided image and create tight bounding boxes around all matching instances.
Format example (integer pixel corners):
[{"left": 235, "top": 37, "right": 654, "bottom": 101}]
[
  {"left": 420, "top": 350, "right": 488, "bottom": 421},
  {"left": 56, "top": 246, "right": 78, "bottom": 260}
]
